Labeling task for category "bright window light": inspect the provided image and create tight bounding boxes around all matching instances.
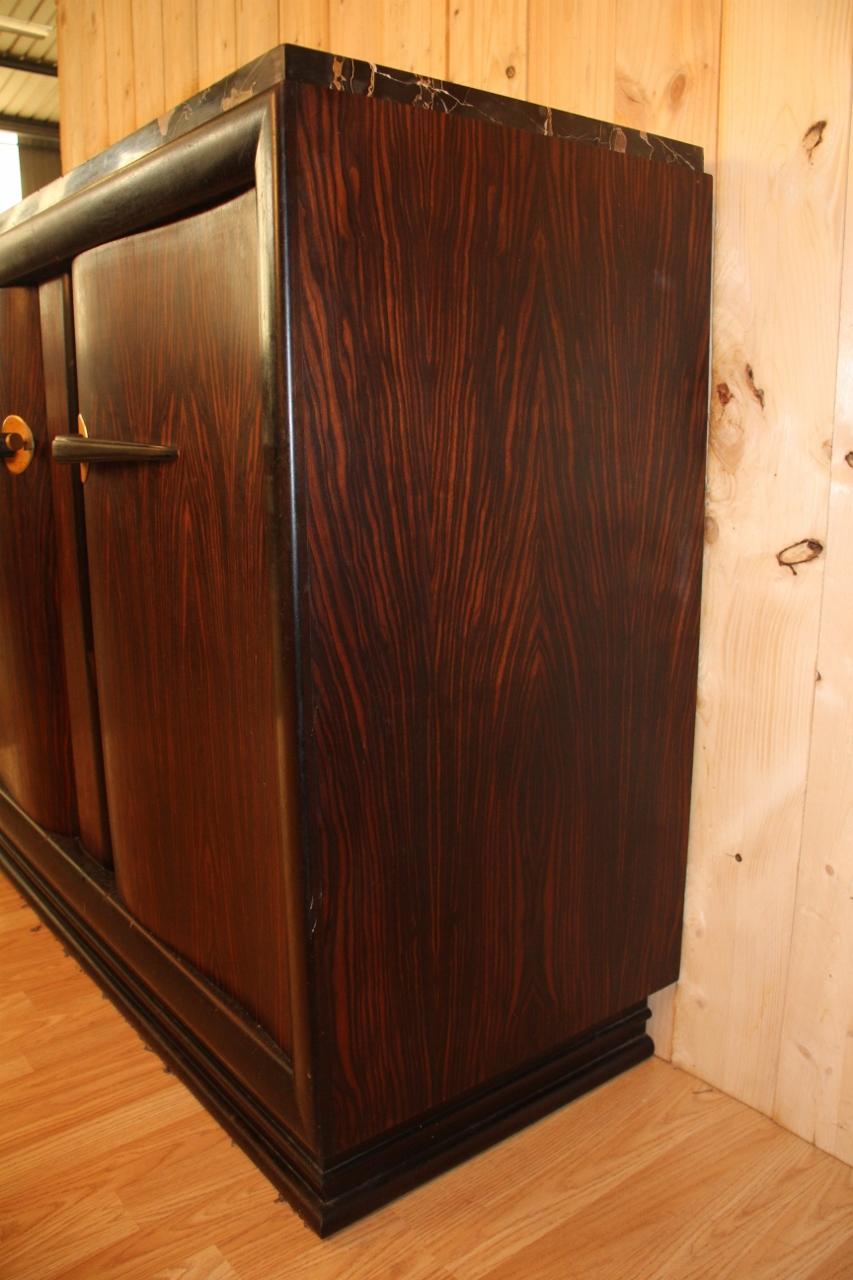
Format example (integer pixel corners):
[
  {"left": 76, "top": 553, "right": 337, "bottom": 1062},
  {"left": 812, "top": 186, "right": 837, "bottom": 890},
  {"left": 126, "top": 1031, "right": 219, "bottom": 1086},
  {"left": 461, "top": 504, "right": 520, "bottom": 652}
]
[{"left": 0, "top": 132, "right": 21, "bottom": 212}]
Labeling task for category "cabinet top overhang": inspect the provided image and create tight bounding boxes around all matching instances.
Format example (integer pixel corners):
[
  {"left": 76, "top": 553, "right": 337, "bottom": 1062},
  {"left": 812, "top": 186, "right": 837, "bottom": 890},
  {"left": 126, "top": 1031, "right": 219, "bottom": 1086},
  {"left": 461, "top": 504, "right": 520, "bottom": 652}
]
[{"left": 0, "top": 43, "right": 704, "bottom": 243}]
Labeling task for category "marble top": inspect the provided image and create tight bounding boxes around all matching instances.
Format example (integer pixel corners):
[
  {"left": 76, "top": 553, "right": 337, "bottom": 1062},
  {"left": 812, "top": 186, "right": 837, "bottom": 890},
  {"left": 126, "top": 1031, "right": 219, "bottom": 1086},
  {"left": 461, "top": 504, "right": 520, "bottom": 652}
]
[{"left": 0, "top": 45, "right": 705, "bottom": 236}]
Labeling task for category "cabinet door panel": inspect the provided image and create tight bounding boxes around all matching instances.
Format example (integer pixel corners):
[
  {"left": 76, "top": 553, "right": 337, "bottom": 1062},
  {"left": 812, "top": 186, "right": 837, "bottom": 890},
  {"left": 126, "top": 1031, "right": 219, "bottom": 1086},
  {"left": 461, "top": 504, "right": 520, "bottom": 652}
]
[
  {"left": 73, "top": 192, "right": 292, "bottom": 1052},
  {"left": 0, "top": 287, "right": 76, "bottom": 833}
]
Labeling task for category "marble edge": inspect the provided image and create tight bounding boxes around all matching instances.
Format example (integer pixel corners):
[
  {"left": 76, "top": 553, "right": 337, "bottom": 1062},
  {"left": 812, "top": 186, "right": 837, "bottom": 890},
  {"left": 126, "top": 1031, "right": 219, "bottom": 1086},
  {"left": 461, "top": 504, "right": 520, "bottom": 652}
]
[
  {"left": 0, "top": 43, "right": 706, "bottom": 239},
  {"left": 285, "top": 46, "right": 705, "bottom": 174}
]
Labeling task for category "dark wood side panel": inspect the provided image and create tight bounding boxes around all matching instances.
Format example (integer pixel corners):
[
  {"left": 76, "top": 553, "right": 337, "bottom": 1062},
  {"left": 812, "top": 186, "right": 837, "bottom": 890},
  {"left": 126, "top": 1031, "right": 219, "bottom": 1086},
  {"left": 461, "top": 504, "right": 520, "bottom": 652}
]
[
  {"left": 0, "top": 287, "right": 76, "bottom": 833},
  {"left": 290, "top": 85, "right": 712, "bottom": 1152},
  {"left": 40, "top": 276, "right": 112, "bottom": 864},
  {"left": 73, "top": 192, "right": 293, "bottom": 1053}
]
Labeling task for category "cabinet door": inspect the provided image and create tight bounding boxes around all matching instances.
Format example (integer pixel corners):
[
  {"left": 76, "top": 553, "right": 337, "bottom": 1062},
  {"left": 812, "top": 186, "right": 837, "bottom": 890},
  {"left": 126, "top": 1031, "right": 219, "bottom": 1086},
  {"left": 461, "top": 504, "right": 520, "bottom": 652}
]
[
  {"left": 0, "top": 287, "right": 76, "bottom": 833},
  {"left": 72, "top": 192, "right": 292, "bottom": 1052}
]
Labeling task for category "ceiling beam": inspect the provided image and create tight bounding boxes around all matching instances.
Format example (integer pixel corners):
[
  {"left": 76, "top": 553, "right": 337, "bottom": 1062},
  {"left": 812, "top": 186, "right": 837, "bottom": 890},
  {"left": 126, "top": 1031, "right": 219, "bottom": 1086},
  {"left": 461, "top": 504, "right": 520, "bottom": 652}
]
[
  {"left": 0, "top": 18, "right": 53, "bottom": 41},
  {"left": 0, "top": 54, "right": 57, "bottom": 78},
  {"left": 0, "top": 114, "right": 58, "bottom": 143}
]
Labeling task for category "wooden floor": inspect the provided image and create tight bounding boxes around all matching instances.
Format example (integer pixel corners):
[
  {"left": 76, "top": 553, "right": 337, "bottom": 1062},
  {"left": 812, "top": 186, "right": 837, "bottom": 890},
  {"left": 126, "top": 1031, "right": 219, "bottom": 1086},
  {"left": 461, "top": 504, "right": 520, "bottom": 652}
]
[{"left": 2, "top": 874, "right": 853, "bottom": 1280}]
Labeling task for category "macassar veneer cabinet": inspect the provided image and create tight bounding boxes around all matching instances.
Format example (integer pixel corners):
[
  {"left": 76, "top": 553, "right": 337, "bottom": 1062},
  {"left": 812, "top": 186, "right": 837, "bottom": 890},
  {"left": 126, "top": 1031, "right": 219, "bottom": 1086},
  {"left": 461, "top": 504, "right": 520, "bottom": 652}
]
[{"left": 0, "top": 47, "right": 713, "bottom": 1234}]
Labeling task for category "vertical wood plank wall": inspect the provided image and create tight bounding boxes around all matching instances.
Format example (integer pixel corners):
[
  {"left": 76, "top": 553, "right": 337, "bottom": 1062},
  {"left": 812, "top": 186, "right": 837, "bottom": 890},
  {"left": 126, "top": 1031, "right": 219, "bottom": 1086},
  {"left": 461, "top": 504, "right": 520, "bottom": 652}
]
[{"left": 54, "top": 0, "right": 853, "bottom": 1167}]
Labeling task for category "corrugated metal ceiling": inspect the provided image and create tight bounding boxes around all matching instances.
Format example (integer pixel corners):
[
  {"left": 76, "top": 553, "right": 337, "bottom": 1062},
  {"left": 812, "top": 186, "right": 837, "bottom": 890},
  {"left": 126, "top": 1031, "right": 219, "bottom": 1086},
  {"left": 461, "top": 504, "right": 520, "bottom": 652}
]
[{"left": 0, "top": 1, "right": 57, "bottom": 127}]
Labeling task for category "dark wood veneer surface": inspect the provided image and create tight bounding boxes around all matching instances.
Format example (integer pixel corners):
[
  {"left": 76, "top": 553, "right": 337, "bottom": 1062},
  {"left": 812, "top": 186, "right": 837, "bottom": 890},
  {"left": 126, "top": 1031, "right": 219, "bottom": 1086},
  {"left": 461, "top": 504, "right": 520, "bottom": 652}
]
[
  {"left": 291, "top": 84, "right": 712, "bottom": 1152},
  {"left": 74, "top": 192, "right": 293, "bottom": 1053},
  {"left": 0, "top": 287, "right": 76, "bottom": 834}
]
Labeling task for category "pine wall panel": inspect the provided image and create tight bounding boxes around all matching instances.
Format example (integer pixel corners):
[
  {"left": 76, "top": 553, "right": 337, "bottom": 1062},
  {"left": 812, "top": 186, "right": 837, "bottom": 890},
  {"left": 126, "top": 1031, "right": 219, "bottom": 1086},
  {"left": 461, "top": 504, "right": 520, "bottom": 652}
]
[
  {"left": 102, "top": 0, "right": 135, "bottom": 144},
  {"left": 163, "top": 3, "right": 199, "bottom": 111},
  {"left": 671, "top": 0, "right": 853, "bottom": 1115},
  {"left": 774, "top": 87, "right": 853, "bottom": 1164},
  {"left": 527, "top": 1, "right": 615, "bottom": 121},
  {"left": 53, "top": 0, "right": 853, "bottom": 1167}
]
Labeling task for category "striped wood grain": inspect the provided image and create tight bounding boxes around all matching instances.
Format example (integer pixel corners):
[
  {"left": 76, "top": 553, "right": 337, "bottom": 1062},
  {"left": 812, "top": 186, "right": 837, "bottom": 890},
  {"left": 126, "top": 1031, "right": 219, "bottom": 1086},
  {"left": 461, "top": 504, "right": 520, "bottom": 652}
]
[
  {"left": 293, "top": 81, "right": 710, "bottom": 1150},
  {"left": 0, "top": 288, "right": 76, "bottom": 835},
  {"left": 72, "top": 194, "right": 294, "bottom": 1051}
]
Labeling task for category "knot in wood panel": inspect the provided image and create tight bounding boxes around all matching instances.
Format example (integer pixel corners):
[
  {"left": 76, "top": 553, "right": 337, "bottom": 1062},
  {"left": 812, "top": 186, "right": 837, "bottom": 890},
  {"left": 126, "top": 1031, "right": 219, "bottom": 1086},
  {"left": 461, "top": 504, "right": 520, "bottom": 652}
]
[
  {"left": 776, "top": 539, "right": 824, "bottom": 575},
  {"left": 744, "top": 363, "right": 765, "bottom": 409},
  {"left": 802, "top": 119, "right": 827, "bottom": 162},
  {"left": 669, "top": 72, "right": 688, "bottom": 106}
]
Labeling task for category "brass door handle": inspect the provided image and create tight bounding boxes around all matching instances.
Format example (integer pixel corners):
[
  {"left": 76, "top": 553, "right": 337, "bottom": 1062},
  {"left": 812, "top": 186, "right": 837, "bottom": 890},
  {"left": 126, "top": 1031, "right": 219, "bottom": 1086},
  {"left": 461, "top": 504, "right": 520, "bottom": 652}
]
[
  {"left": 1, "top": 414, "right": 34, "bottom": 474},
  {"left": 52, "top": 415, "right": 178, "bottom": 482}
]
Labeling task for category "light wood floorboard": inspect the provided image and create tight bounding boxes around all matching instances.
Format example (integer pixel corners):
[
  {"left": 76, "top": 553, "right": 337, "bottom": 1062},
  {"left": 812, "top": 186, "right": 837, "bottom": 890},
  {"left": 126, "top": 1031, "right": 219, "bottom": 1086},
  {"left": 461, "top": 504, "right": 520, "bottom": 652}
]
[{"left": 1, "top": 872, "right": 852, "bottom": 1279}]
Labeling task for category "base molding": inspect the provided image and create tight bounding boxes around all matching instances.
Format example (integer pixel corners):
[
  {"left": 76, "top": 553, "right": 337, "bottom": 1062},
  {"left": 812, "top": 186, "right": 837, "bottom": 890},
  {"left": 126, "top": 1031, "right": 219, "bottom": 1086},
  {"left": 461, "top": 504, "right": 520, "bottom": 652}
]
[
  {"left": 1, "top": 816, "right": 652, "bottom": 1236},
  {"left": 318, "top": 1005, "right": 652, "bottom": 1232}
]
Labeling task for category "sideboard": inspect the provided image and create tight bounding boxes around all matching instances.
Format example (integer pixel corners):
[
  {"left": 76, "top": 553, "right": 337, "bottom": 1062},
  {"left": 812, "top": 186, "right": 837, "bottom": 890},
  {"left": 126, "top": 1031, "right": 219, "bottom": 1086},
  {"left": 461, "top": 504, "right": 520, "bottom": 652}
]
[{"left": 0, "top": 46, "right": 712, "bottom": 1234}]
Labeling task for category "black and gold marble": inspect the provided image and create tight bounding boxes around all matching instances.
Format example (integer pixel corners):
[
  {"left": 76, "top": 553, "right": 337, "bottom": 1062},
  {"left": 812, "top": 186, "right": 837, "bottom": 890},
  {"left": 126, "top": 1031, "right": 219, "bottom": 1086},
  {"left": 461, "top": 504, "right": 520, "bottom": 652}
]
[
  {"left": 0, "top": 44, "right": 703, "bottom": 239},
  {"left": 288, "top": 46, "right": 702, "bottom": 168}
]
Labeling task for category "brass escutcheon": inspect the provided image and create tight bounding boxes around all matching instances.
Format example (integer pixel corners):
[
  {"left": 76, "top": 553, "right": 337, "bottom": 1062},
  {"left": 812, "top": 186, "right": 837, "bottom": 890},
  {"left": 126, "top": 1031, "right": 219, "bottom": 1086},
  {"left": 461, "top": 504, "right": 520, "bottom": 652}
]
[{"left": 2, "top": 414, "right": 34, "bottom": 474}]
